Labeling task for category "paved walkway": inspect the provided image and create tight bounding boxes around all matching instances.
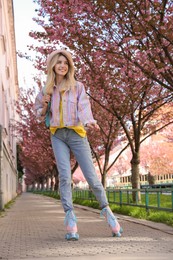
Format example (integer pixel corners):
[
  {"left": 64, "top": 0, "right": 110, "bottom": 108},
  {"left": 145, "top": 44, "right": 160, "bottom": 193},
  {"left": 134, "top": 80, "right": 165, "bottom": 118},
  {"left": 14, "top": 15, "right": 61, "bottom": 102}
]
[{"left": 0, "top": 193, "right": 173, "bottom": 260}]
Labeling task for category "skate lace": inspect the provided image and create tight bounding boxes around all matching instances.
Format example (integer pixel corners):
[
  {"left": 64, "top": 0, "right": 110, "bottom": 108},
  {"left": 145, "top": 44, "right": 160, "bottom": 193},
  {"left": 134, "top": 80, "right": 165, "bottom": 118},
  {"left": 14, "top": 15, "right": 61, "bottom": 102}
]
[
  {"left": 100, "top": 207, "right": 116, "bottom": 221},
  {"left": 64, "top": 210, "right": 77, "bottom": 225}
]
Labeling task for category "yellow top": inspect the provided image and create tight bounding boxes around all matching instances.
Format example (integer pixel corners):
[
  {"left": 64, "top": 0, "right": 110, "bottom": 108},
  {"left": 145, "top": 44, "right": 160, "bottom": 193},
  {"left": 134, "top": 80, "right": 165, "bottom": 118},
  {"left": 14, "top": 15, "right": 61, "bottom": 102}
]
[{"left": 50, "top": 91, "right": 86, "bottom": 138}]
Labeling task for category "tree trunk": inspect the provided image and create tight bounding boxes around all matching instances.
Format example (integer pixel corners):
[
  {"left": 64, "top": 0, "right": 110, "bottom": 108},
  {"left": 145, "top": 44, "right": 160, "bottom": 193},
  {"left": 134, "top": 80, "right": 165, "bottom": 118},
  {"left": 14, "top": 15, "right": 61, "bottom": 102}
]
[
  {"left": 54, "top": 175, "right": 59, "bottom": 192},
  {"left": 46, "top": 176, "right": 49, "bottom": 190},
  {"left": 53, "top": 165, "right": 59, "bottom": 192},
  {"left": 40, "top": 181, "right": 44, "bottom": 191},
  {"left": 50, "top": 176, "right": 54, "bottom": 191},
  {"left": 101, "top": 171, "right": 107, "bottom": 189},
  {"left": 131, "top": 153, "right": 141, "bottom": 202},
  {"left": 148, "top": 172, "right": 156, "bottom": 185}
]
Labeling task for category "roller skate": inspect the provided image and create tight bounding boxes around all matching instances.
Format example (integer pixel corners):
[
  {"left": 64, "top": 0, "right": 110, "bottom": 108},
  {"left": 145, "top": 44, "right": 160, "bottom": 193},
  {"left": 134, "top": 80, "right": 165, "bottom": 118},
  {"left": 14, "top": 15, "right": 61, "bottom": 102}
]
[
  {"left": 64, "top": 210, "right": 79, "bottom": 241},
  {"left": 100, "top": 206, "right": 123, "bottom": 237}
]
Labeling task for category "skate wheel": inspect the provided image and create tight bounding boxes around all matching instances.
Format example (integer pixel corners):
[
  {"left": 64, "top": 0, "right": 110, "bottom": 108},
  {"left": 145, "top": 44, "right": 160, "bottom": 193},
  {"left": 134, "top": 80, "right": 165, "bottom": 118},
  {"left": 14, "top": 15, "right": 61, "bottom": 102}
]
[
  {"left": 112, "top": 226, "right": 123, "bottom": 237},
  {"left": 112, "top": 231, "right": 121, "bottom": 237},
  {"left": 65, "top": 232, "right": 79, "bottom": 241}
]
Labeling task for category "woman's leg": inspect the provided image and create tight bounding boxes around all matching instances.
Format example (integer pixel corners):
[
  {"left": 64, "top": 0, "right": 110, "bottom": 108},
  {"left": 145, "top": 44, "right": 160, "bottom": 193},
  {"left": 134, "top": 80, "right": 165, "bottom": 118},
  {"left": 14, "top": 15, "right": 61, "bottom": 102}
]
[
  {"left": 51, "top": 131, "right": 73, "bottom": 212},
  {"left": 68, "top": 130, "right": 123, "bottom": 237},
  {"left": 51, "top": 130, "right": 79, "bottom": 240},
  {"left": 67, "top": 130, "right": 108, "bottom": 208}
]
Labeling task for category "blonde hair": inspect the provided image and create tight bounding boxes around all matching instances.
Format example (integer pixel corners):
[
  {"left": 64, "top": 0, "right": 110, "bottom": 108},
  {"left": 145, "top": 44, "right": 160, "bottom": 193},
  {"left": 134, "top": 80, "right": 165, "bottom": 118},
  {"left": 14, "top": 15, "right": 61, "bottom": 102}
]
[{"left": 45, "top": 50, "right": 76, "bottom": 95}]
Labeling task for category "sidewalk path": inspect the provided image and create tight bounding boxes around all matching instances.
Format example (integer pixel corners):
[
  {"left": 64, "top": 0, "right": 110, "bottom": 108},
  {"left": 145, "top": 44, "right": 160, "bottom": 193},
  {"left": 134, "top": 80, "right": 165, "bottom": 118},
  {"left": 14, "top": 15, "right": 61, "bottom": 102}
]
[{"left": 0, "top": 192, "right": 172, "bottom": 260}]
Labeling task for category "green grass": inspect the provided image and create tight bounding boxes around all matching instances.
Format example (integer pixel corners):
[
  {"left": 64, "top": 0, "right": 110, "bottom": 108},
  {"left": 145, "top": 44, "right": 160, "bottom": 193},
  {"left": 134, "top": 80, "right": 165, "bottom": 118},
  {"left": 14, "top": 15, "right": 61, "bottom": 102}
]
[
  {"left": 0, "top": 197, "right": 17, "bottom": 217},
  {"left": 106, "top": 190, "right": 172, "bottom": 208},
  {"left": 75, "top": 189, "right": 173, "bottom": 210},
  {"left": 73, "top": 197, "right": 173, "bottom": 227},
  {"left": 4, "top": 198, "right": 16, "bottom": 209},
  {"left": 34, "top": 190, "right": 173, "bottom": 227},
  {"left": 0, "top": 209, "right": 5, "bottom": 217},
  {"left": 33, "top": 190, "right": 60, "bottom": 199}
]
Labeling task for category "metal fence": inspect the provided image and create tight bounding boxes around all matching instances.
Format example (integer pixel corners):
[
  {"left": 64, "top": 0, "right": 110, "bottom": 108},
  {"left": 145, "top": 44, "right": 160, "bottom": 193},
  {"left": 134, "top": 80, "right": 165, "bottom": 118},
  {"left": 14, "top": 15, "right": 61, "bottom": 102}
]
[{"left": 72, "top": 188, "right": 173, "bottom": 212}]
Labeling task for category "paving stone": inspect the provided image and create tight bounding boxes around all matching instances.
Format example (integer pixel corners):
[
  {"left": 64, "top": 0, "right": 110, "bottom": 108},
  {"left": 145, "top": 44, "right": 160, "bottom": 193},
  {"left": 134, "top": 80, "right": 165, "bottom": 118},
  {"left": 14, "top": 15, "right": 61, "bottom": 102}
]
[{"left": 0, "top": 193, "right": 172, "bottom": 260}]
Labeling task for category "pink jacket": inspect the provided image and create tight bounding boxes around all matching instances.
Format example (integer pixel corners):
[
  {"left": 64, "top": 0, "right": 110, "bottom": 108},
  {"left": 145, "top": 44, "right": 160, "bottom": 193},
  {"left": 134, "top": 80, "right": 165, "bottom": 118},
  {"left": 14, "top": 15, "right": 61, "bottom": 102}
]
[{"left": 34, "top": 81, "right": 97, "bottom": 127}]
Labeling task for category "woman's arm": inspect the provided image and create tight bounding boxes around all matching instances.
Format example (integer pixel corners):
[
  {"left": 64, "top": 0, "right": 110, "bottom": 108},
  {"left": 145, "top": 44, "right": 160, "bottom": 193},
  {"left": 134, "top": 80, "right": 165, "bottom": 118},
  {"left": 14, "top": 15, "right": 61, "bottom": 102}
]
[
  {"left": 77, "top": 82, "right": 99, "bottom": 130},
  {"left": 34, "top": 91, "right": 51, "bottom": 118}
]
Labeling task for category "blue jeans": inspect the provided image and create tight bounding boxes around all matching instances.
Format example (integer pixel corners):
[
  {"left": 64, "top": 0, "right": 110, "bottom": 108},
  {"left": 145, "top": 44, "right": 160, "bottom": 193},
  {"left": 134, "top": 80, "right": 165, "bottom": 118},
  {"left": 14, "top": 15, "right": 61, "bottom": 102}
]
[{"left": 51, "top": 128, "right": 108, "bottom": 212}]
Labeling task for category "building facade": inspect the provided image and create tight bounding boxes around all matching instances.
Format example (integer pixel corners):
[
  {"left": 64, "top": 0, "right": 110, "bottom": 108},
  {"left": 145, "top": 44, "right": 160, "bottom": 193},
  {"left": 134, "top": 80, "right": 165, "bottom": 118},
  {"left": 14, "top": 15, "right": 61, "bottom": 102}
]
[{"left": 0, "top": 0, "right": 18, "bottom": 210}]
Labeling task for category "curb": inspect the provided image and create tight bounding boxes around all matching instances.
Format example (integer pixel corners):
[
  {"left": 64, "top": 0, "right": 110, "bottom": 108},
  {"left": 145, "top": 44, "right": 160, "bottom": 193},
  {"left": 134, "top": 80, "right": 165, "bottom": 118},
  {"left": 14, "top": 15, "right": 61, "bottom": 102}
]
[
  {"left": 32, "top": 194, "right": 173, "bottom": 236},
  {"left": 74, "top": 203, "right": 173, "bottom": 236}
]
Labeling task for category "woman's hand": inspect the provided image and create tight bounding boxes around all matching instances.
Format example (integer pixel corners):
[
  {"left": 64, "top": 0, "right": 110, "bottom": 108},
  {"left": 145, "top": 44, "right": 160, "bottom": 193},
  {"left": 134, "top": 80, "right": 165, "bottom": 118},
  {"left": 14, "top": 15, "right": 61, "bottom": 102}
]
[
  {"left": 85, "top": 123, "right": 100, "bottom": 130},
  {"left": 42, "top": 94, "right": 51, "bottom": 106},
  {"left": 41, "top": 95, "right": 51, "bottom": 116}
]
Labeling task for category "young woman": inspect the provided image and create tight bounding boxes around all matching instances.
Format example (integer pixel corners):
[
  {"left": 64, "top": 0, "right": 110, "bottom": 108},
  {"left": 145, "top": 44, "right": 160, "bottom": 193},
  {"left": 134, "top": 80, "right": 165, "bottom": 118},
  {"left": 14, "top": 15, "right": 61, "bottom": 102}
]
[{"left": 34, "top": 49, "right": 123, "bottom": 241}]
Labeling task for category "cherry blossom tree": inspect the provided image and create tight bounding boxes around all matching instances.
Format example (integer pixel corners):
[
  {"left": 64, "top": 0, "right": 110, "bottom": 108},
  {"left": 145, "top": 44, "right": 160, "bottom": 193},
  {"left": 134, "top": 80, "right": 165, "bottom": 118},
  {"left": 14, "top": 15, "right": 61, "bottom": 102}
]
[
  {"left": 31, "top": 0, "right": 173, "bottom": 91},
  {"left": 160, "top": 123, "right": 173, "bottom": 143},
  {"left": 140, "top": 133, "right": 173, "bottom": 177},
  {"left": 15, "top": 87, "right": 56, "bottom": 189},
  {"left": 15, "top": 87, "right": 84, "bottom": 189},
  {"left": 22, "top": 0, "right": 173, "bottom": 199},
  {"left": 87, "top": 101, "right": 128, "bottom": 188}
]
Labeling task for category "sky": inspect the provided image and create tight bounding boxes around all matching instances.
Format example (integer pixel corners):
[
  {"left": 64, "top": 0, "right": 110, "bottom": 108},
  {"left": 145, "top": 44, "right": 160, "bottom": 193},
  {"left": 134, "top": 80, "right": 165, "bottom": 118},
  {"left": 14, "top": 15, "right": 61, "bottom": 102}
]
[{"left": 13, "top": 0, "right": 41, "bottom": 89}]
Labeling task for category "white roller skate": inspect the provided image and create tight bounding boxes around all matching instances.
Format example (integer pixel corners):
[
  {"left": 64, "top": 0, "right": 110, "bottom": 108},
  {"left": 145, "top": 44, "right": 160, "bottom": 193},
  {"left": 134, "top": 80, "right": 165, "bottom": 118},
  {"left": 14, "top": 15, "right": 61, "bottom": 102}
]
[
  {"left": 100, "top": 206, "right": 123, "bottom": 237},
  {"left": 64, "top": 210, "right": 79, "bottom": 241}
]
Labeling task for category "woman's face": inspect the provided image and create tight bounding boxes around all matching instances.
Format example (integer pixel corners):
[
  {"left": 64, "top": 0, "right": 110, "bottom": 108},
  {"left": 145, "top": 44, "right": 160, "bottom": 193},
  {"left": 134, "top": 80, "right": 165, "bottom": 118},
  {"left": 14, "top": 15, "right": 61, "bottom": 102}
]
[{"left": 54, "top": 55, "right": 69, "bottom": 77}]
